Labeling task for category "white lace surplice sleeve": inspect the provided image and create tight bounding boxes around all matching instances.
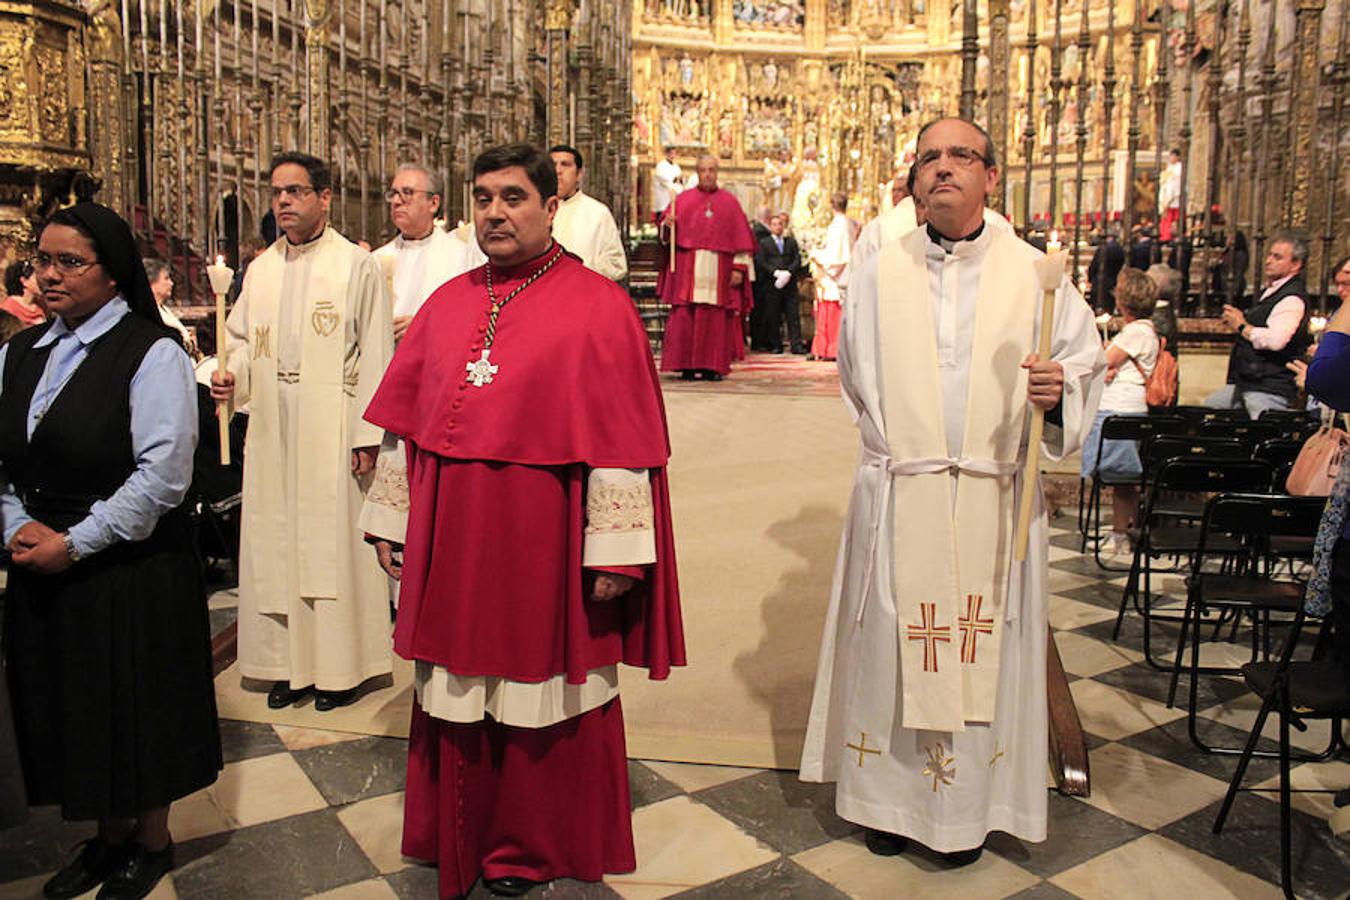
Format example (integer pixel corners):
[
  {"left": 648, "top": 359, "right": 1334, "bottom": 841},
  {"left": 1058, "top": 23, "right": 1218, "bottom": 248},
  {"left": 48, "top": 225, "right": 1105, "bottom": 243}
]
[
  {"left": 582, "top": 467, "right": 656, "bottom": 567},
  {"left": 359, "top": 433, "right": 410, "bottom": 544}
]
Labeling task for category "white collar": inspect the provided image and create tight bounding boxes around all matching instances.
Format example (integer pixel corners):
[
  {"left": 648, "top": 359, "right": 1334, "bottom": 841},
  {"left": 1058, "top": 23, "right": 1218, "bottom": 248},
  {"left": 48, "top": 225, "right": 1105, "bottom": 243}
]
[{"left": 395, "top": 229, "right": 437, "bottom": 249}]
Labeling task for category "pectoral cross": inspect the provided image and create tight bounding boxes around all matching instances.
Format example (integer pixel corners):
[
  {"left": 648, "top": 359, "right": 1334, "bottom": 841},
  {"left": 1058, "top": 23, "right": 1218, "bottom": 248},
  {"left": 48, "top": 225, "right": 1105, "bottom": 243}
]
[
  {"left": 845, "top": 732, "right": 881, "bottom": 768},
  {"left": 465, "top": 349, "right": 499, "bottom": 387}
]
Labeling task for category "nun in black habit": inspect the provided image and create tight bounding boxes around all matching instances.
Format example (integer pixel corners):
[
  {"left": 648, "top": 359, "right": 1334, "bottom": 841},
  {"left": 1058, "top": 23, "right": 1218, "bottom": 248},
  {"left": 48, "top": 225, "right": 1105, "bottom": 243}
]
[{"left": 0, "top": 203, "right": 221, "bottom": 899}]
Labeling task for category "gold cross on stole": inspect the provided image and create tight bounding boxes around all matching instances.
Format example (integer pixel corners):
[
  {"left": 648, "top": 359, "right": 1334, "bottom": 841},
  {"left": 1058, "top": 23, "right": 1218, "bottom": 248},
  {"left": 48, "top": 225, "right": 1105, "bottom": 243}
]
[{"left": 845, "top": 732, "right": 881, "bottom": 768}]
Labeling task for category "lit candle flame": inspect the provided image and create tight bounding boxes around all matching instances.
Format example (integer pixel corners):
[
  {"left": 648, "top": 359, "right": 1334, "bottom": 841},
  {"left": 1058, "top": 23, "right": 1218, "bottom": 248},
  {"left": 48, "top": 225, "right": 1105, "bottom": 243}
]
[
  {"left": 215, "top": 254, "right": 224, "bottom": 267},
  {"left": 1047, "top": 230, "right": 1062, "bottom": 254}
]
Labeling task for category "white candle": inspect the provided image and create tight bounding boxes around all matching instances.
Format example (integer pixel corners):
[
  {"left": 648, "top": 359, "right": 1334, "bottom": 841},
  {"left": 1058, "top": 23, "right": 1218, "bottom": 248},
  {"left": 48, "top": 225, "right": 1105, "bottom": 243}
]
[
  {"left": 206, "top": 254, "right": 235, "bottom": 295},
  {"left": 1046, "top": 229, "right": 1062, "bottom": 254}
]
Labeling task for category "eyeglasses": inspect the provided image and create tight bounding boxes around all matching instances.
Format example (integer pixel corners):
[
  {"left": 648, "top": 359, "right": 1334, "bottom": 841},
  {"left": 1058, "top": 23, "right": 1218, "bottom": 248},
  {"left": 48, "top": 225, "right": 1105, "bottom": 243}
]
[
  {"left": 915, "top": 146, "right": 990, "bottom": 170},
  {"left": 32, "top": 252, "right": 98, "bottom": 276},
  {"left": 269, "top": 184, "right": 317, "bottom": 200},
  {"left": 384, "top": 188, "right": 436, "bottom": 203}
]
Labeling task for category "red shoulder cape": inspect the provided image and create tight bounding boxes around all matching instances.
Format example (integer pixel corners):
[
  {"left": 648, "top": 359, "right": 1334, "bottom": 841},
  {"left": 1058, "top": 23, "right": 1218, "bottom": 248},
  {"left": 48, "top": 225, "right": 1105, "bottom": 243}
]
[
  {"left": 365, "top": 248, "right": 669, "bottom": 469},
  {"left": 670, "top": 188, "right": 756, "bottom": 254}
]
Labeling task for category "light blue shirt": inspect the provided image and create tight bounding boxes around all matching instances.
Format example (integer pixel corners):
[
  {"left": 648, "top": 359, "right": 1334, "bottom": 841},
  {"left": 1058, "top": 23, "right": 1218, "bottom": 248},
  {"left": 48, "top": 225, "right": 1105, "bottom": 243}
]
[{"left": 0, "top": 297, "right": 198, "bottom": 556}]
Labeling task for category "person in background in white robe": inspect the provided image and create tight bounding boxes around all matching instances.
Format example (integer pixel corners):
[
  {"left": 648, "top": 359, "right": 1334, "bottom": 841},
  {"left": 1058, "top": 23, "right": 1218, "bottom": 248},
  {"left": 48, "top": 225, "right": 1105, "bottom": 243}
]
[
  {"left": 211, "top": 152, "right": 395, "bottom": 712},
  {"left": 550, "top": 145, "right": 628, "bottom": 281},
  {"left": 373, "top": 163, "right": 485, "bottom": 344},
  {"left": 652, "top": 145, "right": 683, "bottom": 222},
  {"left": 363, "top": 163, "right": 484, "bottom": 584},
  {"left": 800, "top": 118, "right": 1104, "bottom": 868}
]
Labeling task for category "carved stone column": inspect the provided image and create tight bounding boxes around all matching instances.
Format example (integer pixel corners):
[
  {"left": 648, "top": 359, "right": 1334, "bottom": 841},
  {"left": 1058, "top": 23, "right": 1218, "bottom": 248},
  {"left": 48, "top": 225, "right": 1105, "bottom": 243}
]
[
  {"left": 805, "top": 0, "right": 827, "bottom": 51},
  {"left": 959, "top": 0, "right": 979, "bottom": 118},
  {"left": 545, "top": 0, "right": 574, "bottom": 145},
  {"left": 1286, "top": 0, "right": 1324, "bottom": 228},
  {"left": 84, "top": 0, "right": 127, "bottom": 219},
  {"left": 988, "top": 0, "right": 1011, "bottom": 213},
  {"left": 305, "top": 0, "right": 331, "bottom": 158}
]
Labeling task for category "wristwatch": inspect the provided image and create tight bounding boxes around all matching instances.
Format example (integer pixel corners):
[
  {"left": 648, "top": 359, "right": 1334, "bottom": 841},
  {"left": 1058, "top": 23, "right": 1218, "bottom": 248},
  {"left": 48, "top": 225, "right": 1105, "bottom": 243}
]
[{"left": 62, "top": 531, "right": 82, "bottom": 563}]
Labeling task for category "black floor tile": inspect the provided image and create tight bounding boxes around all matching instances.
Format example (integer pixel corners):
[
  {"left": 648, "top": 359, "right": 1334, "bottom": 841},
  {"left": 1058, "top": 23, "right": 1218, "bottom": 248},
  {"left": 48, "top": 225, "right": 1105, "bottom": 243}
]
[
  {"left": 692, "top": 770, "right": 857, "bottom": 856},
  {"left": 291, "top": 735, "right": 408, "bottom": 806},
  {"left": 670, "top": 858, "right": 851, "bottom": 899},
  {"left": 218, "top": 718, "right": 288, "bottom": 765},
  {"left": 986, "top": 792, "right": 1148, "bottom": 878},
  {"left": 1117, "top": 716, "right": 1284, "bottom": 782},
  {"left": 1073, "top": 613, "right": 1180, "bottom": 660},
  {"left": 386, "top": 864, "right": 441, "bottom": 899},
  {"left": 1091, "top": 660, "right": 1248, "bottom": 709},
  {"left": 1158, "top": 794, "right": 1350, "bottom": 900},
  {"left": 1003, "top": 883, "right": 1083, "bottom": 900},
  {"left": 464, "top": 875, "right": 623, "bottom": 898},
  {"left": 1055, "top": 581, "right": 1130, "bottom": 611},
  {"left": 627, "top": 760, "right": 682, "bottom": 810},
  {"left": 173, "top": 808, "right": 379, "bottom": 899},
  {"left": 0, "top": 806, "right": 94, "bottom": 883}
]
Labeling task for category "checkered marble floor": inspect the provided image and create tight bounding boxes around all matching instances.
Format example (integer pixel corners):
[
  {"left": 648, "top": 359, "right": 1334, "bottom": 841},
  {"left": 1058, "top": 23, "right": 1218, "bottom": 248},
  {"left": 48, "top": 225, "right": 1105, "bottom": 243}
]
[{"left": 1, "top": 521, "right": 1347, "bottom": 899}]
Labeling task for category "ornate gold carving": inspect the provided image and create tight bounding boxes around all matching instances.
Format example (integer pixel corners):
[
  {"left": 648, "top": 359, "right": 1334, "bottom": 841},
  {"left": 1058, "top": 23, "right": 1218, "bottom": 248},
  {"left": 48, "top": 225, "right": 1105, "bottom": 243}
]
[
  {"left": 0, "top": 21, "right": 35, "bottom": 142},
  {"left": 1286, "top": 0, "right": 1325, "bottom": 228}
]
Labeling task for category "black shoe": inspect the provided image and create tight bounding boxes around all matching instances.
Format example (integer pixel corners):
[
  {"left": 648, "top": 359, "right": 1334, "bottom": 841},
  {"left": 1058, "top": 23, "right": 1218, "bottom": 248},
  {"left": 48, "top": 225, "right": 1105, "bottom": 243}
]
[
  {"left": 314, "top": 688, "right": 358, "bottom": 711},
  {"left": 43, "top": 838, "right": 129, "bottom": 899},
  {"left": 791, "top": 344, "right": 809, "bottom": 354},
  {"left": 679, "top": 370, "right": 697, "bottom": 381},
  {"left": 267, "top": 681, "right": 313, "bottom": 709},
  {"left": 770, "top": 347, "right": 784, "bottom": 354},
  {"left": 485, "top": 876, "right": 542, "bottom": 896},
  {"left": 940, "top": 846, "right": 983, "bottom": 867},
  {"left": 96, "top": 842, "right": 173, "bottom": 900},
  {"left": 705, "top": 372, "right": 724, "bottom": 382},
  {"left": 864, "top": 829, "right": 908, "bottom": 857}
]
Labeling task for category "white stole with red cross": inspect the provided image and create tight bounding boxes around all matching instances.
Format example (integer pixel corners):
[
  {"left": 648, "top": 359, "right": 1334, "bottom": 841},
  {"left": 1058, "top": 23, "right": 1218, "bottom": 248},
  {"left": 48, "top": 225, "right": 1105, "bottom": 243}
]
[{"left": 875, "top": 226, "right": 1040, "bottom": 733}]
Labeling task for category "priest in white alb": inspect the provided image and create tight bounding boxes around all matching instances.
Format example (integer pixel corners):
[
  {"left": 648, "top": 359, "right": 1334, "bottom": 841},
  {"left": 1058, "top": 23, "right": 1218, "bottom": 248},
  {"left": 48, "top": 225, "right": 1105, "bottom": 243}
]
[
  {"left": 808, "top": 191, "right": 854, "bottom": 361},
  {"left": 800, "top": 118, "right": 1104, "bottom": 866},
  {"left": 550, "top": 144, "right": 628, "bottom": 281},
  {"left": 363, "top": 162, "right": 484, "bottom": 571},
  {"left": 373, "top": 163, "right": 485, "bottom": 344},
  {"left": 211, "top": 152, "right": 395, "bottom": 712}
]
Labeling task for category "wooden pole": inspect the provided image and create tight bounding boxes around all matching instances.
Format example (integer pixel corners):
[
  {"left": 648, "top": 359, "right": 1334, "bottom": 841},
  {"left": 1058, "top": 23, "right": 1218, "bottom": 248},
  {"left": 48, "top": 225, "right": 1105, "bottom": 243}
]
[{"left": 1016, "top": 238, "right": 1066, "bottom": 561}]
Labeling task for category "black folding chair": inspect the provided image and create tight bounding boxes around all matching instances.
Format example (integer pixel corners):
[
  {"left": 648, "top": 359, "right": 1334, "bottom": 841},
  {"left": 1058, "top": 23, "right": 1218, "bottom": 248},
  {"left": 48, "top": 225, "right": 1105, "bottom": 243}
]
[
  {"left": 1114, "top": 458, "right": 1273, "bottom": 669},
  {"left": 1213, "top": 607, "right": 1349, "bottom": 900},
  {"left": 1077, "top": 414, "right": 1187, "bottom": 568},
  {"left": 1198, "top": 419, "right": 1283, "bottom": 447},
  {"left": 1166, "top": 493, "right": 1326, "bottom": 757},
  {"left": 1257, "top": 407, "right": 1321, "bottom": 440},
  {"left": 1137, "top": 435, "right": 1251, "bottom": 526},
  {"left": 1172, "top": 405, "right": 1250, "bottom": 434},
  {"left": 1252, "top": 438, "right": 1305, "bottom": 491}
]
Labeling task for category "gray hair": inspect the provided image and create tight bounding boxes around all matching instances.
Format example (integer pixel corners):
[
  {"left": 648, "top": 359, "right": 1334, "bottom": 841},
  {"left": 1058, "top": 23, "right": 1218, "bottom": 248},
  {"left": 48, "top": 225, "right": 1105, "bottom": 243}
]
[
  {"left": 1270, "top": 230, "right": 1309, "bottom": 264},
  {"left": 142, "top": 257, "right": 171, "bottom": 283},
  {"left": 1145, "top": 263, "right": 1182, "bottom": 302},
  {"left": 395, "top": 163, "right": 442, "bottom": 197}
]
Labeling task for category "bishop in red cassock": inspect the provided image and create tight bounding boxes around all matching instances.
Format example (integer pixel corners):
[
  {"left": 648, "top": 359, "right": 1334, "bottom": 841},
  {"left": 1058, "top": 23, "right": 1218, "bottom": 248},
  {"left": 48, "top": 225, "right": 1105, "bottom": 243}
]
[
  {"left": 362, "top": 144, "right": 685, "bottom": 899},
  {"left": 657, "top": 153, "right": 756, "bottom": 381}
]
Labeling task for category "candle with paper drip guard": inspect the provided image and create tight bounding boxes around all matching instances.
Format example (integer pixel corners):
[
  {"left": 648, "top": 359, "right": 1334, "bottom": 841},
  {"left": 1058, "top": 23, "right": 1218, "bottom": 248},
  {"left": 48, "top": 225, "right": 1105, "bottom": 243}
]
[
  {"left": 1014, "top": 232, "right": 1068, "bottom": 562},
  {"left": 205, "top": 255, "right": 235, "bottom": 466}
]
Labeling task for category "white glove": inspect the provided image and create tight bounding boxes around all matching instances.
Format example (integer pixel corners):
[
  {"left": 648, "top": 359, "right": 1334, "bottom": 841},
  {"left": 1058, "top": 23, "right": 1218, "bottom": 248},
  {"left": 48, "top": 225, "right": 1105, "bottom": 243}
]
[{"left": 773, "top": 270, "right": 792, "bottom": 290}]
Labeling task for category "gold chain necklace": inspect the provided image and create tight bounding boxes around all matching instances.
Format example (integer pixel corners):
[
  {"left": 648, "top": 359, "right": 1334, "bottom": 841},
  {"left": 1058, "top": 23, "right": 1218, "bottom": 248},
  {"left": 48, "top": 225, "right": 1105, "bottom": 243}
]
[{"left": 465, "top": 245, "right": 566, "bottom": 387}]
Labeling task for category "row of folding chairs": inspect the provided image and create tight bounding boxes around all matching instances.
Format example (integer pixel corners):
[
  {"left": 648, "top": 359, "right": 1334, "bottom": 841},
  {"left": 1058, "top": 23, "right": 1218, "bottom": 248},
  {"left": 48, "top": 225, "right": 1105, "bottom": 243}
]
[
  {"left": 1077, "top": 407, "right": 1320, "bottom": 568},
  {"left": 1115, "top": 481, "right": 1345, "bottom": 898}
]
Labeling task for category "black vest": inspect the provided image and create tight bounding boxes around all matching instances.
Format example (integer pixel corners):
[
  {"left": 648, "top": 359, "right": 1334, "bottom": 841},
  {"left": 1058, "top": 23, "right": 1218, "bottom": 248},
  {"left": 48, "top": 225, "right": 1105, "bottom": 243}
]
[
  {"left": 1226, "top": 275, "right": 1311, "bottom": 401},
  {"left": 0, "top": 312, "right": 168, "bottom": 531}
]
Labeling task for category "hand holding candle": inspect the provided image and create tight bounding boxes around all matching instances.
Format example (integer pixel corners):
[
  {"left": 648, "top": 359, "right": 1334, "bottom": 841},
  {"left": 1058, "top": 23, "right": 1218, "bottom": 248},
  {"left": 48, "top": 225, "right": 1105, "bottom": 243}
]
[
  {"left": 1016, "top": 232, "right": 1067, "bottom": 562},
  {"left": 205, "top": 255, "right": 235, "bottom": 466}
]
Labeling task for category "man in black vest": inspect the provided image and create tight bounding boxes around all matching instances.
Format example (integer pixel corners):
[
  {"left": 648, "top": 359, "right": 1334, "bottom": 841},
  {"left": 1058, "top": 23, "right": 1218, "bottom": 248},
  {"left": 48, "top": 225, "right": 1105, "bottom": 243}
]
[
  {"left": 1206, "top": 231, "right": 1312, "bottom": 417},
  {"left": 753, "top": 212, "right": 806, "bottom": 353}
]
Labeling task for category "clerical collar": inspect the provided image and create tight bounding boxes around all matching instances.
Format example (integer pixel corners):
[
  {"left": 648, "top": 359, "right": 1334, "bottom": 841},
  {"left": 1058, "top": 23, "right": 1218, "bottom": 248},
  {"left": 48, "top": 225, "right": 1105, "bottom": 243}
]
[
  {"left": 488, "top": 240, "right": 561, "bottom": 280},
  {"left": 284, "top": 226, "right": 328, "bottom": 259},
  {"left": 926, "top": 222, "right": 985, "bottom": 253}
]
